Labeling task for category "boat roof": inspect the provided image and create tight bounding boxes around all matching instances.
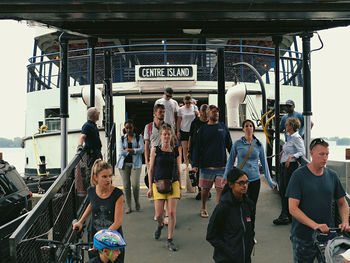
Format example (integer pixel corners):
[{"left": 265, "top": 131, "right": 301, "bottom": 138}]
[{"left": 1, "top": 0, "right": 350, "bottom": 38}]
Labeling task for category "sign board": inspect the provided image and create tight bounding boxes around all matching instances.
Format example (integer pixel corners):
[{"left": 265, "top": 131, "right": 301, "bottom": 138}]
[{"left": 135, "top": 65, "right": 197, "bottom": 81}]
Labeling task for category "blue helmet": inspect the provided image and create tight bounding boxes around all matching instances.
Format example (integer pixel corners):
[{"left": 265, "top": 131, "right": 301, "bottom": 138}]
[{"left": 93, "top": 229, "right": 126, "bottom": 251}]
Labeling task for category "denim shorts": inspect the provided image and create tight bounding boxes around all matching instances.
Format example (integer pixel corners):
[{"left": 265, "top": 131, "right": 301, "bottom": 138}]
[
  {"left": 290, "top": 235, "right": 322, "bottom": 263},
  {"left": 198, "top": 168, "right": 226, "bottom": 189}
]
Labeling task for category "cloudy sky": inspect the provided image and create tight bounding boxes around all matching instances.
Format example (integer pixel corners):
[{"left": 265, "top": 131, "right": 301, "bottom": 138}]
[{"left": 0, "top": 20, "right": 349, "bottom": 139}]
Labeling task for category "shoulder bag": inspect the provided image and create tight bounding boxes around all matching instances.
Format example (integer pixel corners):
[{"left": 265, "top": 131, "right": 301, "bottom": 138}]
[{"left": 155, "top": 147, "right": 175, "bottom": 194}]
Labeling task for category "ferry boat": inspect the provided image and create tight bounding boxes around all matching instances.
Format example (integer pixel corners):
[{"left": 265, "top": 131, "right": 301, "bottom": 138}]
[{"left": 22, "top": 26, "right": 304, "bottom": 184}]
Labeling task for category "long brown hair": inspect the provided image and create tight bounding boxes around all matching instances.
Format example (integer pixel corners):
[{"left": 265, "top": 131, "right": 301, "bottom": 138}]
[{"left": 90, "top": 159, "right": 112, "bottom": 186}]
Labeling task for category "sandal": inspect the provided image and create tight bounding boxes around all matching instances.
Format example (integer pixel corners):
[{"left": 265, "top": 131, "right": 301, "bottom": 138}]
[
  {"left": 200, "top": 209, "right": 209, "bottom": 218},
  {"left": 125, "top": 208, "right": 132, "bottom": 214}
]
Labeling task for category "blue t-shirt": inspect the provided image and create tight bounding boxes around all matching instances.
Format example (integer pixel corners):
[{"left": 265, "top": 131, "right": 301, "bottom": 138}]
[
  {"left": 280, "top": 111, "right": 304, "bottom": 139},
  {"left": 286, "top": 166, "right": 345, "bottom": 241},
  {"left": 81, "top": 120, "right": 102, "bottom": 150},
  {"left": 192, "top": 122, "right": 232, "bottom": 168}
]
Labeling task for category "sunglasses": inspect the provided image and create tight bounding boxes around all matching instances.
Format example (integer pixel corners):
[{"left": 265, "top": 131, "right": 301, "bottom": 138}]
[
  {"left": 185, "top": 102, "right": 191, "bottom": 105},
  {"left": 165, "top": 94, "right": 173, "bottom": 98},
  {"left": 235, "top": 180, "right": 249, "bottom": 186},
  {"left": 162, "top": 123, "right": 172, "bottom": 129},
  {"left": 310, "top": 138, "right": 326, "bottom": 150}
]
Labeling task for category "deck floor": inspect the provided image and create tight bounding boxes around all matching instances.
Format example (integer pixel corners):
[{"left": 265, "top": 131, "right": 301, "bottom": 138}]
[{"left": 110, "top": 166, "right": 294, "bottom": 263}]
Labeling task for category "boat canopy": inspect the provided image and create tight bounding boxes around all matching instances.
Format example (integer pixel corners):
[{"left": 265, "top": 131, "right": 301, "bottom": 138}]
[{"left": 1, "top": 0, "right": 350, "bottom": 38}]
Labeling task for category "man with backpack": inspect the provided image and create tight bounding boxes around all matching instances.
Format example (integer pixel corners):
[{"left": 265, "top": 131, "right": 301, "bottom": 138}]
[
  {"left": 192, "top": 105, "right": 232, "bottom": 218},
  {"left": 144, "top": 104, "right": 168, "bottom": 167}
]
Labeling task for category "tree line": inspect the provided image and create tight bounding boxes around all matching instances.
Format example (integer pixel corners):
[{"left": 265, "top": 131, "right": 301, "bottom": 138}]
[
  {"left": 322, "top": 137, "right": 350, "bottom": 146},
  {"left": 0, "top": 137, "right": 22, "bottom": 148}
]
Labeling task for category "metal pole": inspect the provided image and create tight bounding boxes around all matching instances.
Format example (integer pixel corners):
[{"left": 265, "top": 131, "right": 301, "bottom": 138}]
[
  {"left": 301, "top": 33, "right": 313, "bottom": 159},
  {"left": 59, "top": 33, "right": 69, "bottom": 171},
  {"left": 217, "top": 48, "right": 226, "bottom": 123},
  {"left": 88, "top": 38, "right": 97, "bottom": 107},
  {"left": 273, "top": 36, "right": 282, "bottom": 180},
  {"left": 104, "top": 50, "right": 113, "bottom": 136}
]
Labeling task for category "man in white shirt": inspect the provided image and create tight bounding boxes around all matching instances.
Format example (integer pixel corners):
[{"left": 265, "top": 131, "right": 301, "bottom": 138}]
[{"left": 154, "top": 88, "right": 179, "bottom": 130}]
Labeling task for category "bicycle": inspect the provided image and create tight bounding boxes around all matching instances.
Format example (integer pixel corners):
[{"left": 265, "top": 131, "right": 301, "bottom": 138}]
[{"left": 36, "top": 221, "right": 91, "bottom": 263}]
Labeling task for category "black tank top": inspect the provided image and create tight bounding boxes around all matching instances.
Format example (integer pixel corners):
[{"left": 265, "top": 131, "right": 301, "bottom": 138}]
[{"left": 153, "top": 146, "right": 179, "bottom": 182}]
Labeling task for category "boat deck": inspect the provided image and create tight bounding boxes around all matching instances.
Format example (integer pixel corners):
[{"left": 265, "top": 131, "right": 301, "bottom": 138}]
[{"left": 112, "top": 170, "right": 293, "bottom": 263}]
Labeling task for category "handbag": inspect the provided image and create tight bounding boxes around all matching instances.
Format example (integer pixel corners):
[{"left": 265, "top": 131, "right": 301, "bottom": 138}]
[{"left": 155, "top": 179, "right": 173, "bottom": 194}]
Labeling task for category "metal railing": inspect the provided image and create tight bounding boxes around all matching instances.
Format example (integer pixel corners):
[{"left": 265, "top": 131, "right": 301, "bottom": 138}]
[
  {"left": 8, "top": 150, "right": 90, "bottom": 263},
  {"left": 27, "top": 43, "right": 303, "bottom": 92}
]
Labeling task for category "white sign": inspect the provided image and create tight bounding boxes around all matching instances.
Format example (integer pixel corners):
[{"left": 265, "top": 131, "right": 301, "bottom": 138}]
[{"left": 135, "top": 65, "right": 197, "bottom": 81}]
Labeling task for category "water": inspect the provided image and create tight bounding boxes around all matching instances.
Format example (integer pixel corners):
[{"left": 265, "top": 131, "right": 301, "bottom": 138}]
[
  {"left": 0, "top": 144, "right": 349, "bottom": 176},
  {"left": 0, "top": 147, "right": 25, "bottom": 175}
]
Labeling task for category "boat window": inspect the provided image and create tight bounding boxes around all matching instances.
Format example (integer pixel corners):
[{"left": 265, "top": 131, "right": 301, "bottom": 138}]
[{"left": 45, "top": 108, "right": 60, "bottom": 131}]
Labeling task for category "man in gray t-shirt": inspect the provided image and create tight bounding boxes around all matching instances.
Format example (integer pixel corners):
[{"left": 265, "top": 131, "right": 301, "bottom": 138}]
[
  {"left": 286, "top": 138, "right": 349, "bottom": 262},
  {"left": 143, "top": 104, "right": 167, "bottom": 166}
]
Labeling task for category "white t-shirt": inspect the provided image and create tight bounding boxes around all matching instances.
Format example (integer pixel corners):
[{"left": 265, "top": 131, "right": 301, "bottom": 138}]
[
  {"left": 178, "top": 106, "right": 196, "bottom": 132},
  {"left": 154, "top": 97, "right": 179, "bottom": 128}
]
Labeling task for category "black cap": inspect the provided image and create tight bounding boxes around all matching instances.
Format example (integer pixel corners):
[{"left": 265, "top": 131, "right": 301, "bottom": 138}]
[{"left": 165, "top": 87, "right": 174, "bottom": 94}]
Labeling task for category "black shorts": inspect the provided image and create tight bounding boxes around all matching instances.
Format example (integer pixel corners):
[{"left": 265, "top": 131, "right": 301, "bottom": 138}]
[{"left": 180, "top": 130, "right": 190, "bottom": 141}]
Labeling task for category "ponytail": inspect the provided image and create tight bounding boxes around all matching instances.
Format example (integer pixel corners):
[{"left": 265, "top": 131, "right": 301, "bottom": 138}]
[{"left": 253, "top": 135, "right": 261, "bottom": 147}]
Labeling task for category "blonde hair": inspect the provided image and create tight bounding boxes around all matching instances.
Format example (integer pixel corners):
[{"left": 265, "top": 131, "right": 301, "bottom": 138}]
[
  {"left": 160, "top": 125, "right": 177, "bottom": 147},
  {"left": 286, "top": 118, "right": 301, "bottom": 132},
  {"left": 90, "top": 159, "right": 112, "bottom": 186}
]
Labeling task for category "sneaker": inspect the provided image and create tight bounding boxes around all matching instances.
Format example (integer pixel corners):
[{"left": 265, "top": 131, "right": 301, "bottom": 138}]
[
  {"left": 254, "top": 238, "right": 257, "bottom": 244},
  {"left": 154, "top": 225, "right": 163, "bottom": 240},
  {"left": 273, "top": 216, "right": 291, "bottom": 225},
  {"left": 164, "top": 216, "right": 169, "bottom": 226},
  {"left": 167, "top": 240, "right": 177, "bottom": 251}
]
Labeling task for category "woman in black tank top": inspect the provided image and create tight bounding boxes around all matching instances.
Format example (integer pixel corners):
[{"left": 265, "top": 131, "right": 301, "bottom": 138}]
[
  {"left": 147, "top": 124, "right": 182, "bottom": 252},
  {"left": 73, "top": 159, "right": 125, "bottom": 262}
]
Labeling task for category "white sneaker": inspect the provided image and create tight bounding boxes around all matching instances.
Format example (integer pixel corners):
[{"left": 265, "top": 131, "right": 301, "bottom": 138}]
[
  {"left": 254, "top": 238, "right": 257, "bottom": 244},
  {"left": 164, "top": 216, "right": 169, "bottom": 225}
]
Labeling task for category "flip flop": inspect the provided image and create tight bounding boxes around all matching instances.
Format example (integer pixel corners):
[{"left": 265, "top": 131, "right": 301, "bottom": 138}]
[{"left": 200, "top": 209, "right": 209, "bottom": 218}]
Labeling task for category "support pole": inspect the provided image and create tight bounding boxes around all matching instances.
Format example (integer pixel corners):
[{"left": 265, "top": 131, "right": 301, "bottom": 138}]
[
  {"left": 301, "top": 33, "right": 313, "bottom": 159},
  {"left": 88, "top": 38, "right": 97, "bottom": 107},
  {"left": 59, "top": 33, "right": 69, "bottom": 171},
  {"left": 273, "top": 36, "right": 282, "bottom": 180},
  {"left": 217, "top": 48, "right": 226, "bottom": 123}
]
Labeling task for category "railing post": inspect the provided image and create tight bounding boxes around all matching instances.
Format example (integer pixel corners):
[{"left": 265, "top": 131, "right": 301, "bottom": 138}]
[
  {"left": 88, "top": 38, "right": 97, "bottom": 107},
  {"left": 217, "top": 48, "right": 226, "bottom": 124},
  {"left": 273, "top": 36, "right": 282, "bottom": 180},
  {"left": 59, "top": 32, "right": 69, "bottom": 171},
  {"left": 301, "top": 32, "right": 313, "bottom": 159}
]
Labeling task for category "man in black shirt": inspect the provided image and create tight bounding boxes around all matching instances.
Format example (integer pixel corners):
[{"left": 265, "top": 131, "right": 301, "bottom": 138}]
[
  {"left": 188, "top": 104, "right": 209, "bottom": 200},
  {"left": 78, "top": 107, "right": 102, "bottom": 168}
]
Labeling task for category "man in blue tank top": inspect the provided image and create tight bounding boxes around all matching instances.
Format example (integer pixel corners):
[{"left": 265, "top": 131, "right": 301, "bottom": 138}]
[
  {"left": 192, "top": 105, "right": 232, "bottom": 218},
  {"left": 286, "top": 138, "right": 350, "bottom": 262}
]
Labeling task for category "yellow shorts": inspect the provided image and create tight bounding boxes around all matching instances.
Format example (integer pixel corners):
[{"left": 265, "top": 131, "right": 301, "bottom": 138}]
[{"left": 152, "top": 181, "right": 181, "bottom": 200}]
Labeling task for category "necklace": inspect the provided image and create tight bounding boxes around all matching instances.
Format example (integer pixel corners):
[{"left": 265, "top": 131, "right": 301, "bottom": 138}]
[{"left": 162, "top": 144, "right": 171, "bottom": 151}]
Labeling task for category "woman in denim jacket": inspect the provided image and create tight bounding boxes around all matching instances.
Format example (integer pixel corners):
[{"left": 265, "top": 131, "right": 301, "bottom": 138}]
[{"left": 117, "top": 119, "right": 144, "bottom": 214}]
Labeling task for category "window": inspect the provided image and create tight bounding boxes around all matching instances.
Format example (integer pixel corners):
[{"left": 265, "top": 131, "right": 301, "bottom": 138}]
[{"left": 45, "top": 108, "right": 60, "bottom": 131}]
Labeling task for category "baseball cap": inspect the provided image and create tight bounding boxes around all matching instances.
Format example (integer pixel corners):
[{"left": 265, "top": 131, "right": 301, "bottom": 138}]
[
  {"left": 209, "top": 105, "right": 219, "bottom": 111},
  {"left": 285, "top": 100, "right": 295, "bottom": 106}
]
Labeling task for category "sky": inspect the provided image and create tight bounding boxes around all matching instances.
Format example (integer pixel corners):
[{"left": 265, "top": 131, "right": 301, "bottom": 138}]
[{"left": 0, "top": 20, "right": 350, "bottom": 139}]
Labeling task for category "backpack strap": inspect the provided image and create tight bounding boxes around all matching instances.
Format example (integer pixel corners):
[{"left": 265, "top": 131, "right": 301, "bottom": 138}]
[{"left": 148, "top": 122, "right": 153, "bottom": 136}]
